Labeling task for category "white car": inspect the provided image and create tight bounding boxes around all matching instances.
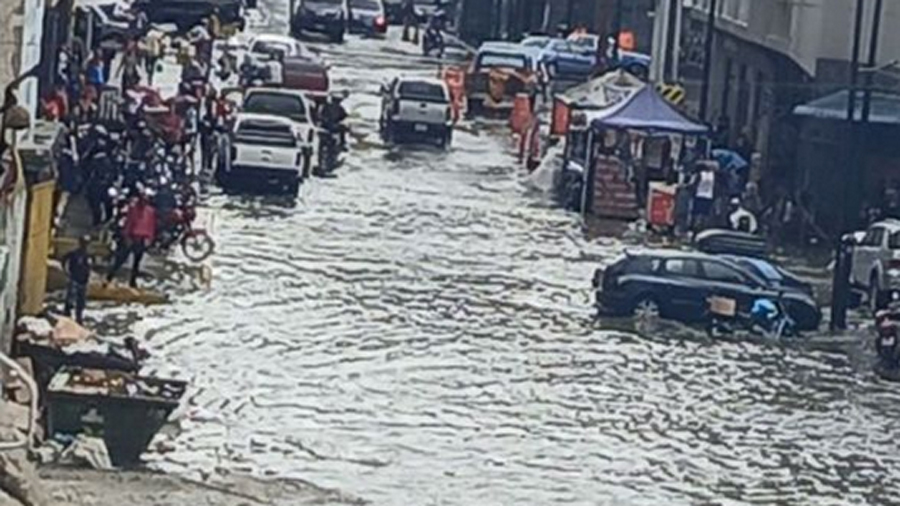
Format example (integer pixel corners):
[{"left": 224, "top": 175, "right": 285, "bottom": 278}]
[
  {"left": 242, "top": 88, "right": 317, "bottom": 157},
  {"left": 220, "top": 113, "right": 307, "bottom": 194},
  {"left": 248, "top": 33, "right": 322, "bottom": 64},
  {"left": 380, "top": 77, "right": 453, "bottom": 147},
  {"left": 849, "top": 219, "right": 900, "bottom": 309}
]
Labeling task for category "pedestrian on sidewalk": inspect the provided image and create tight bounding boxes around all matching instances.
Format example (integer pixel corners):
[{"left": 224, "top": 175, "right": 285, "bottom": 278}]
[
  {"left": 401, "top": 0, "right": 419, "bottom": 43},
  {"left": 107, "top": 191, "right": 157, "bottom": 288},
  {"left": 117, "top": 40, "right": 142, "bottom": 94},
  {"left": 64, "top": 235, "right": 92, "bottom": 324}
]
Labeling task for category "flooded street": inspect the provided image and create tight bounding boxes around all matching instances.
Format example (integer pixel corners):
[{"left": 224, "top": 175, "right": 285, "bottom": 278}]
[{"left": 112, "top": 3, "right": 900, "bottom": 504}]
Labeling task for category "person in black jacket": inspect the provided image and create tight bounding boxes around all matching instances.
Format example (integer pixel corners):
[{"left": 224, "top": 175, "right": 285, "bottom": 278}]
[{"left": 63, "top": 236, "right": 92, "bottom": 324}]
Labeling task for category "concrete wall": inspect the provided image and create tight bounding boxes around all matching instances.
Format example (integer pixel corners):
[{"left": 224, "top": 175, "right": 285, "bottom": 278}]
[{"left": 0, "top": 184, "right": 28, "bottom": 355}]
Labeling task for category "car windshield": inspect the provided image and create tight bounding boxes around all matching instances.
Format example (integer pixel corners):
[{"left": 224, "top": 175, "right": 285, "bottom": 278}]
[
  {"left": 243, "top": 93, "right": 308, "bottom": 123},
  {"left": 235, "top": 120, "right": 296, "bottom": 147},
  {"left": 398, "top": 81, "right": 446, "bottom": 102},
  {"left": 253, "top": 41, "right": 294, "bottom": 57},
  {"left": 307, "top": 0, "right": 343, "bottom": 4},
  {"left": 742, "top": 259, "right": 783, "bottom": 282},
  {"left": 477, "top": 53, "right": 528, "bottom": 70},
  {"left": 350, "top": 0, "right": 380, "bottom": 8}
]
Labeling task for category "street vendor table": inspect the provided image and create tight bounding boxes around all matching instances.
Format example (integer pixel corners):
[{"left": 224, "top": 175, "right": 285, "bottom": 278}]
[{"left": 47, "top": 367, "right": 186, "bottom": 467}]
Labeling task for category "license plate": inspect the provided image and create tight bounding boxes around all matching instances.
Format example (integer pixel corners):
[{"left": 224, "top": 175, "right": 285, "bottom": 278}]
[{"left": 414, "top": 124, "right": 428, "bottom": 132}]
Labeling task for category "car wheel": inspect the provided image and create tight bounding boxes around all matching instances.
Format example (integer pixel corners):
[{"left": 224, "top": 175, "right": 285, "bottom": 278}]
[
  {"left": 331, "top": 26, "right": 345, "bottom": 43},
  {"left": 632, "top": 295, "right": 661, "bottom": 319}
]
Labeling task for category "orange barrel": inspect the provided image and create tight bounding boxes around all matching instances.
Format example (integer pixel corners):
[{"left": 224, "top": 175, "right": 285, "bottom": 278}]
[{"left": 509, "top": 93, "right": 533, "bottom": 135}]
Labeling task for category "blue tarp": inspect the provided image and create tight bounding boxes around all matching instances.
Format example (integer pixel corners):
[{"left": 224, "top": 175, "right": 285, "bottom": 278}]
[{"left": 590, "top": 86, "right": 709, "bottom": 134}]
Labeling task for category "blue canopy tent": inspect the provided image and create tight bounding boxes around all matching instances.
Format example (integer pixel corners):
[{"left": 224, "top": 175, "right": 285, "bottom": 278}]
[
  {"left": 590, "top": 85, "right": 709, "bottom": 134},
  {"left": 581, "top": 86, "right": 709, "bottom": 218}
]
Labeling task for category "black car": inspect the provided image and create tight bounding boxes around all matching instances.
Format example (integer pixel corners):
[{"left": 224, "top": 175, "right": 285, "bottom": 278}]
[
  {"left": 293, "top": 0, "right": 349, "bottom": 43},
  {"left": 133, "top": 0, "right": 247, "bottom": 32},
  {"left": 592, "top": 251, "right": 822, "bottom": 331}
]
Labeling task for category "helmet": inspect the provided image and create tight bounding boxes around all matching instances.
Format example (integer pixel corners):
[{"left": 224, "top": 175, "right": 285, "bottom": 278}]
[{"left": 751, "top": 298, "right": 778, "bottom": 321}]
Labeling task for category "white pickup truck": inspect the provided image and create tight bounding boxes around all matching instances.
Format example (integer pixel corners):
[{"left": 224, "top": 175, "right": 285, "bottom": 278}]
[
  {"left": 380, "top": 77, "right": 453, "bottom": 147},
  {"left": 242, "top": 88, "right": 317, "bottom": 164},
  {"left": 220, "top": 113, "right": 306, "bottom": 194}
]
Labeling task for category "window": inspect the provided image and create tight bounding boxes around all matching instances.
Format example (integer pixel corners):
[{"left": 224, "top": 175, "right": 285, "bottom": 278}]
[
  {"left": 398, "top": 81, "right": 448, "bottom": 103},
  {"left": 623, "top": 256, "right": 661, "bottom": 275},
  {"left": 663, "top": 259, "right": 701, "bottom": 277},
  {"left": 889, "top": 232, "right": 900, "bottom": 249},
  {"left": 477, "top": 53, "right": 527, "bottom": 70},
  {"left": 702, "top": 261, "right": 746, "bottom": 284},
  {"left": 243, "top": 93, "right": 308, "bottom": 123},
  {"left": 864, "top": 227, "right": 886, "bottom": 247}
]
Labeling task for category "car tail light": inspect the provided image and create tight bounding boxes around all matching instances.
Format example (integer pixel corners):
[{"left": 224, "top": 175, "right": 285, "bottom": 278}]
[{"left": 375, "top": 15, "right": 386, "bottom": 28}]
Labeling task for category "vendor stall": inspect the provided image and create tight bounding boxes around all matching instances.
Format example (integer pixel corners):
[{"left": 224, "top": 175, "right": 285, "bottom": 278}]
[
  {"left": 552, "top": 71, "right": 643, "bottom": 211},
  {"left": 580, "top": 85, "right": 709, "bottom": 224}
]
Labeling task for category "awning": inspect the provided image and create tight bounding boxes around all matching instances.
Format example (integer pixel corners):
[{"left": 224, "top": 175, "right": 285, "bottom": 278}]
[
  {"left": 793, "top": 89, "right": 900, "bottom": 124},
  {"left": 591, "top": 85, "right": 709, "bottom": 134},
  {"left": 557, "top": 69, "right": 645, "bottom": 110}
]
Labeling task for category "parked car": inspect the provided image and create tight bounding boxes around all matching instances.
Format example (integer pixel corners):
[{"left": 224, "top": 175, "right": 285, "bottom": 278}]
[
  {"left": 292, "top": 0, "right": 349, "bottom": 43},
  {"left": 219, "top": 114, "right": 307, "bottom": 194},
  {"left": 380, "top": 77, "right": 453, "bottom": 147},
  {"left": 465, "top": 42, "right": 540, "bottom": 116},
  {"left": 592, "top": 250, "right": 822, "bottom": 331},
  {"left": 521, "top": 35, "right": 597, "bottom": 80},
  {"left": 247, "top": 34, "right": 330, "bottom": 92},
  {"left": 349, "top": 0, "right": 387, "bottom": 35},
  {"left": 721, "top": 255, "right": 815, "bottom": 297},
  {"left": 133, "top": 0, "right": 246, "bottom": 32},
  {"left": 848, "top": 219, "right": 900, "bottom": 310},
  {"left": 241, "top": 88, "right": 317, "bottom": 159}
]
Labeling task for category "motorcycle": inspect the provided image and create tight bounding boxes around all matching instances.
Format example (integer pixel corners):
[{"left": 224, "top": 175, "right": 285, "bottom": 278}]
[
  {"left": 107, "top": 184, "right": 215, "bottom": 263},
  {"left": 315, "top": 128, "right": 342, "bottom": 176},
  {"left": 422, "top": 26, "right": 444, "bottom": 58},
  {"left": 706, "top": 295, "right": 798, "bottom": 340}
]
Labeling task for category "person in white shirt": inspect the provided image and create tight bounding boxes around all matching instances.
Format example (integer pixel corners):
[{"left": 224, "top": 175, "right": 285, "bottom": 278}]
[{"left": 729, "top": 197, "right": 759, "bottom": 234}]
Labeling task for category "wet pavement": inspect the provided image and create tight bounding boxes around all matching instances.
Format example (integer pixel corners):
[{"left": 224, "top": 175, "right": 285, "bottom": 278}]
[{"left": 93, "top": 4, "right": 900, "bottom": 505}]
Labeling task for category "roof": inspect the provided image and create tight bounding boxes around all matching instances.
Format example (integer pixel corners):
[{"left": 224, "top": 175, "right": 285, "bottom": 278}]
[
  {"left": 478, "top": 41, "right": 540, "bottom": 59},
  {"left": 396, "top": 76, "right": 447, "bottom": 87},
  {"left": 793, "top": 89, "right": 900, "bottom": 124},
  {"left": 591, "top": 85, "right": 709, "bottom": 135},
  {"left": 558, "top": 69, "right": 644, "bottom": 109}
]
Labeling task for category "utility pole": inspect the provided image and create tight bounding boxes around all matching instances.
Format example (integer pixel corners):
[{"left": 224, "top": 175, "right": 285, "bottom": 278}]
[
  {"left": 698, "top": 0, "right": 718, "bottom": 121},
  {"left": 649, "top": 0, "right": 669, "bottom": 82},
  {"left": 862, "top": 0, "right": 884, "bottom": 122},
  {"left": 612, "top": 0, "right": 624, "bottom": 61},
  {"left": 830, "top": 0, "right": 866, "bottom": 332}
]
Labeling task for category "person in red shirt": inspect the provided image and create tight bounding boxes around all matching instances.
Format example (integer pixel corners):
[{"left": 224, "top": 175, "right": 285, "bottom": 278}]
[{"left": 106, "top": 191, "right": 157, "bottom": 288}]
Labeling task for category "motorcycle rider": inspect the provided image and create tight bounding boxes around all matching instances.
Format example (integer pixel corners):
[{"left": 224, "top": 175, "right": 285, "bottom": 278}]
[
  {"left": 424, "top": 6, "right": 447, "bottom": 57},
  {"left": 320, "top": 92, "right": 349, "bottom": 151},
  {"left": 107, "top": 189, "right": 157, "bottom": 288}
]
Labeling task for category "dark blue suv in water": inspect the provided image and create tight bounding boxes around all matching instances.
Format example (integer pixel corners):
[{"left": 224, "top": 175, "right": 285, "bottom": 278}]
[
  {"left": 592, "top": 250, "right": 822, "bottom": 331},
  {"left": 293, "top": 0, "right": 349, "bottom": 42}
]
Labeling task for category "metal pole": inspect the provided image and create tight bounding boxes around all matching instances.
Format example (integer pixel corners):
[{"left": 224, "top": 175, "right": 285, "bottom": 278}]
[
  {"left": 830, "top": 0, "right": 866, "bottom": 332},
  {"left": 565, "top": 0, "right": 575, "bottom": 31},
  {"left": 698, "top": 0, "right": 718, "bottom": 120},
  {"left": 649, "top": 0, "right": 667, "bottom": 82},
  {"left": 612, "top": 0, "right": 624, "bottom": 61},
  {"left": 672, "top": 0, "right": 682, "bottom": 82},
  {"left": 862, "top": 0, "right": 883, "bottom": 122}
]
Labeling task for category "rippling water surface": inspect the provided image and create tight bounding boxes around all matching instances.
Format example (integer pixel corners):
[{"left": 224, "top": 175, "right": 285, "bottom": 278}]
[{"left": 112, "top": 9, "right": 900, "bottom": 505}]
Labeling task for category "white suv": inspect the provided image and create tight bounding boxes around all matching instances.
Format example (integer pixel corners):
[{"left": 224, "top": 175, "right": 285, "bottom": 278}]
[
  {"left": 380, "top": 77, "right": 453, "bottom": 147},
  {"left": 850, "top": 219, "right": 900, "bottom": 309}
]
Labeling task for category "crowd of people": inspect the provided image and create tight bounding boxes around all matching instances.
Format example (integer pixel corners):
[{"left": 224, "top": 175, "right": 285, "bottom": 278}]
[{"left": 44, "top": 3, "right": 232, "bottom": 314}]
